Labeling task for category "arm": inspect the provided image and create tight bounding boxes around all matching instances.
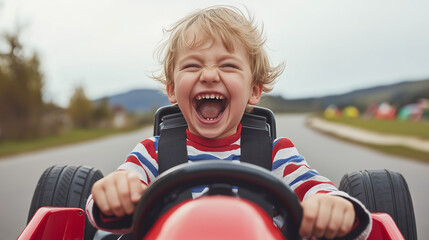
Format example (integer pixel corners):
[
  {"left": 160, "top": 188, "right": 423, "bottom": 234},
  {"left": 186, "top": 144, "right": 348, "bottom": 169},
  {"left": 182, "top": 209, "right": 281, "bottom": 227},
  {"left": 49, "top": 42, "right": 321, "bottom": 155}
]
[
  {"left": 86, "top": 137, "right": 159, "bottom": 233},
  {"left": 272, "top": 138, "right": 372, "bottom": 239}
]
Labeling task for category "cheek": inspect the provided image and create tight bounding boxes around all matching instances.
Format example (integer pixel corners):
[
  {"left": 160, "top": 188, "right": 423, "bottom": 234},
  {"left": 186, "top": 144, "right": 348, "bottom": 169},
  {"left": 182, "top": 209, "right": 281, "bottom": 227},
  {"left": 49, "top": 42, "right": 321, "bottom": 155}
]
[
  {"left": 228, "top": 79, "right": 252, "bottom": 99},
  {"left": 174, "top": 75, "right": 195, "bottom": 99}
]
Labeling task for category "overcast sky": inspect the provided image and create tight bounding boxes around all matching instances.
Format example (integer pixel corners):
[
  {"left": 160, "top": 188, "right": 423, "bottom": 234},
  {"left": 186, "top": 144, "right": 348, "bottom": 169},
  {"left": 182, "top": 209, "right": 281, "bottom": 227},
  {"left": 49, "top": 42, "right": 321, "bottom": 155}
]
[{"left": 1, "top": 0, "right": 429, "bottom": 107}]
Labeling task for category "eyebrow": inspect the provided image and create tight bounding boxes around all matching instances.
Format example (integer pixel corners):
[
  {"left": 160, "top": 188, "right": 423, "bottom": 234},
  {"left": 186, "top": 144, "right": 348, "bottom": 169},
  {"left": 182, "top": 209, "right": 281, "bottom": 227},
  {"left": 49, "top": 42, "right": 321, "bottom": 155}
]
[
  {"left": 177, "top": 54, "right": 204, "bottom": 63},
  {"left": 177, "top": 53, "right": 245, "bottom": 64}
]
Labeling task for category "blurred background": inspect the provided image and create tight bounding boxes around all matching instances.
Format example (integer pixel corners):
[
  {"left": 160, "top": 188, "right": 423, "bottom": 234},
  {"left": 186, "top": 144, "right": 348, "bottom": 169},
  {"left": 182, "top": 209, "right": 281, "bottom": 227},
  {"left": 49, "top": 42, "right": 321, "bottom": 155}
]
[{"left": 1, "top": 0, "right": 428, "bottom": 239}]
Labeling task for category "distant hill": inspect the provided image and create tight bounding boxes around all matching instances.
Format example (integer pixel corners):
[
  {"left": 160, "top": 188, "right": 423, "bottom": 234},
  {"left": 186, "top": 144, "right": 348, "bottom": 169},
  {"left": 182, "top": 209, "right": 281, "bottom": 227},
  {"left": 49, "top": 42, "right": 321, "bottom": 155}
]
[
  {"left": 259, "top": 79, "right": 429, "bottom": 113},
  {"left": 103, "top": 79, "right": 429, "bottom": 113},
  {"left": 104, "top": 88, "right": 170, "bottom": 113}
]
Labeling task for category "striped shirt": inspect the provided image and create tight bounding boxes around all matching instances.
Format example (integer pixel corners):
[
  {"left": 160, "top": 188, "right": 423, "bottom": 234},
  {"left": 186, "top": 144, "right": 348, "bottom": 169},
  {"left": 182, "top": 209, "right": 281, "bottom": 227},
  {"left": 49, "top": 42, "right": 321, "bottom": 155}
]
[{"left": 86, "top": 124, "right": 371, "bottom": 238}]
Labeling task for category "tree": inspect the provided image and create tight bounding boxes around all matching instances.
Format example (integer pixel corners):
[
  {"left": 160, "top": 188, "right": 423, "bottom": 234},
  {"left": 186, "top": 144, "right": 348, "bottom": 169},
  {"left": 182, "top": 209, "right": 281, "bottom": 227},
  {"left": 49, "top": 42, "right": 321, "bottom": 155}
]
[
  {"left": 0, "top": 32, "right": 44, "bottom": 140},
  {"left": 67, "top": 86, "right": 94, "bottom": 128},
  {"left": 93, "top": 97, "right": 113, "bottom": 127}
]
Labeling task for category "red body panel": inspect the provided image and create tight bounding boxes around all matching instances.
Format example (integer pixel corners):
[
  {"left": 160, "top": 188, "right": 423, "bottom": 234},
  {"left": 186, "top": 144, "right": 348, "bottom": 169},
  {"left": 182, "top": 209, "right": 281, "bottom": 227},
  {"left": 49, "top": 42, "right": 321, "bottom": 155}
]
[
  {"left": 18, "top": 207, "right": 84, "bottom": 240},
  {"left": 144, "top": 196, "right": 286, "bottom": 240},
  {"left": 18, "top": 201, "right": 404, "bottom": 240},
  {"left": 368, "top": 213, "right": 405, "bottom": 240}
]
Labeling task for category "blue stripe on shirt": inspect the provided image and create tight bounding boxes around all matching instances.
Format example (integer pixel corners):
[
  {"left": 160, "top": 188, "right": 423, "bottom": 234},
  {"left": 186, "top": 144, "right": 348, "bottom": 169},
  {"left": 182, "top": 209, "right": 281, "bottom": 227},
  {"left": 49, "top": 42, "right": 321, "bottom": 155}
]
[
  {"left": 272, "top": 155, "right": 305, "bottom": 170},
  {"left": 153, "top": 136, "right": 159, "bottom": 151},
  {"left": 289, "top": 170, "right": 319, "bottom": 186},
  {"left": 129, "top": 152, "right": 158, "bottom": 177},
  {"left": 273, "top": 138, "right": 281, "bottom": 147}
]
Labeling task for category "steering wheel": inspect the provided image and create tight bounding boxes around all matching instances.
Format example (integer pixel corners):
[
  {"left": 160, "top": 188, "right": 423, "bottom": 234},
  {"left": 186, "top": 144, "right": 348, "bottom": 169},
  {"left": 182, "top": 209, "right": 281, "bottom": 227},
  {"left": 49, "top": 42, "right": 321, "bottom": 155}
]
[{"left": 133, "top": 161, "right": 303, "bottom": 240}]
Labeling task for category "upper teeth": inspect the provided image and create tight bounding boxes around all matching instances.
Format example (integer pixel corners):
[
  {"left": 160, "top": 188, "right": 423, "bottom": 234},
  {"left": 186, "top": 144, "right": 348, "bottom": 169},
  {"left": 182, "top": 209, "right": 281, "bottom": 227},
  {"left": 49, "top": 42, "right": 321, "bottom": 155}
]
[{"left": 196, "top": 94, "right": 225, "bottom": 100}]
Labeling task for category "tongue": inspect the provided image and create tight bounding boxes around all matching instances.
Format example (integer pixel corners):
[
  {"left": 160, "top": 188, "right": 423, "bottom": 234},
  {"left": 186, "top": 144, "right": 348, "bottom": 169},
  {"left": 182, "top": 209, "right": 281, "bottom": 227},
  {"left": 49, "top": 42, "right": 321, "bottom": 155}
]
[{"left": 199, "top": 100, "right": 223, "bottom": 119}]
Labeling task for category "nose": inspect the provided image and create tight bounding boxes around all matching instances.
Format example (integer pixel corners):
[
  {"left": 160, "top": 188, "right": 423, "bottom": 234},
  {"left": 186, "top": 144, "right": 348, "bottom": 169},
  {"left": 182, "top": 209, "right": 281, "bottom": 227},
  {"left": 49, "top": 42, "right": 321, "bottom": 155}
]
[{"left": 199, "top": 66, "right": 220, "bottom": 83}]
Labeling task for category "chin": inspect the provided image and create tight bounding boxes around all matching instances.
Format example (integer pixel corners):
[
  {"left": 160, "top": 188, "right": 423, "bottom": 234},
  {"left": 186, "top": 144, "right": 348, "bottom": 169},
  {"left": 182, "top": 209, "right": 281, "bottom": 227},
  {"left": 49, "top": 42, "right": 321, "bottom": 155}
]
[{"left": 198, "top": 131, "right": 223, "bottom": 139}]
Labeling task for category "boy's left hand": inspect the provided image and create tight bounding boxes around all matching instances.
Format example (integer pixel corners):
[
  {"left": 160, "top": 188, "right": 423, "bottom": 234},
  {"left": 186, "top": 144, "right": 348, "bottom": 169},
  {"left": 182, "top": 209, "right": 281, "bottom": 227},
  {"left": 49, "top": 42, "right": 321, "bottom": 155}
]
[{"left": 299, "top": 194, "right": 355, "bottom": 239}]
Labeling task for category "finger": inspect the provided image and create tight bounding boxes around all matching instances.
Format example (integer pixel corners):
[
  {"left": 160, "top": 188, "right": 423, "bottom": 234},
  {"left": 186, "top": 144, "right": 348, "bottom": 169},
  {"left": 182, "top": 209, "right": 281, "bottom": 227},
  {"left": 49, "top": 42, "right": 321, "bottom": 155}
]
[
  {"left": 299, "top": 198, "right": 319, "bottom": 238},
  {"left": 337, "top": 205, "right": 356, "bottom": 237},
  {"left": 92, "top": 180, "right": 113, "bottom": 216},
  {"left": 116, "top": 172, "right": 135, "bottom": 215},
  {"left": 105, "top": 177, "right": 125, "bottom": 217},
  {"left": 324, "top": 204, "right": 344, "bottom": 239},
  {"left": 128, "top": 172, "right": 146, "bottom": 203},
  {"left": 314, "top": 197, "right": 333, "bottom": 238}
]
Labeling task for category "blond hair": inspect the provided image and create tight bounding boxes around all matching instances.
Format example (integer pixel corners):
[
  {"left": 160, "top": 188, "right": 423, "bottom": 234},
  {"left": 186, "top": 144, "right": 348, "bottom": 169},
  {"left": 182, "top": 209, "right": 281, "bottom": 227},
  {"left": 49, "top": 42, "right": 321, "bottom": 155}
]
[{"left": 153, "top": 5, "right": 284, "bottom": 93}]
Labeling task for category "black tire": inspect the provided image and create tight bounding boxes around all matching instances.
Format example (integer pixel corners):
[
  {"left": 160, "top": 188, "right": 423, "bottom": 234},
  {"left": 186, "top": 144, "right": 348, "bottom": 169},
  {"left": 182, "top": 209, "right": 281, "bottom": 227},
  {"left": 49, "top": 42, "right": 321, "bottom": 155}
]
[
  {"left": 28, "top": 165, "right": 104, "bottom": 240},
  {"left": 339, "top": 169, "right": 417, "bottom": 240}
]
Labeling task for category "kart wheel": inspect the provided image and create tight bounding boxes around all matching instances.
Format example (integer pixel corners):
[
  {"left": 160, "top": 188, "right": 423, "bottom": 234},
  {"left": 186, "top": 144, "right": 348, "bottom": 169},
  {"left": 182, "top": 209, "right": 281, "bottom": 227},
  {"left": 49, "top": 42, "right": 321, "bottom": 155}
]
[
  {"left": 28, "top": 165, "right": 103, "bottom": 240},
  {"left": 339, "top": 169, "right": 417, "bottom": 240}
]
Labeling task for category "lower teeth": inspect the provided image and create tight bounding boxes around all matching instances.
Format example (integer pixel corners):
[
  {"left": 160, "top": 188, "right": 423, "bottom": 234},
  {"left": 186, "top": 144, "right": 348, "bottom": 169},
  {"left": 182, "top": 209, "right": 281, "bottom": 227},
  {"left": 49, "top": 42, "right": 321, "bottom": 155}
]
[{"left": 198, "top": 110, "right": 224, "bottom": 121}]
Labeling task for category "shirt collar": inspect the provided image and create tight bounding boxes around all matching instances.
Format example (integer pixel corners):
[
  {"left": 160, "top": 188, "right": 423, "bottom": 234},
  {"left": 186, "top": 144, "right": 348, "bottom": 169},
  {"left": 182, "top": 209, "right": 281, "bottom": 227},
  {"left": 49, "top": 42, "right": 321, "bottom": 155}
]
[{"left": 186, "top": 124, "right": 242, "bottom": 147}]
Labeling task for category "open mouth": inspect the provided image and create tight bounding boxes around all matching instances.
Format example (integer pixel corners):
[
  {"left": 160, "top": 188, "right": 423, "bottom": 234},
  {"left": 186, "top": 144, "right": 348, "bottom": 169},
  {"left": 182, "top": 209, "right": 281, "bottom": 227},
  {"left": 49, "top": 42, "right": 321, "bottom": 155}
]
[{"left": 194, "top": 93, "right": 227, "bottom": 121}]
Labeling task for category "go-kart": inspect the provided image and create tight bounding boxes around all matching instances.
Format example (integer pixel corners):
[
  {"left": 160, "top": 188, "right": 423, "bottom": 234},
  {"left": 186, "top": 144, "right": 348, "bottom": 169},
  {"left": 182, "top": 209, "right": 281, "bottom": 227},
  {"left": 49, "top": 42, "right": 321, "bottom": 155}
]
[{"left": 18, "top": 106, "right": 417, "bottom": 240}]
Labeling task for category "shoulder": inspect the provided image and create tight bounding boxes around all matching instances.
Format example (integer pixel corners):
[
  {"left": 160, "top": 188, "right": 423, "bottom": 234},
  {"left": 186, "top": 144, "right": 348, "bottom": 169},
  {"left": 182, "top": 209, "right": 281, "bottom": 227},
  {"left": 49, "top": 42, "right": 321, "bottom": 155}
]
[
  {"left": 272, "top": 137, "right": 300, "bottom": 160},
  {"left": 135, "top": 136, "right": 159, "bottom": 150},
  {"left": 128, "top": 137, "right": 159, "bottom": 158},
  {"left": 273, "top": 137, "right": 296, "bottom": 151}
]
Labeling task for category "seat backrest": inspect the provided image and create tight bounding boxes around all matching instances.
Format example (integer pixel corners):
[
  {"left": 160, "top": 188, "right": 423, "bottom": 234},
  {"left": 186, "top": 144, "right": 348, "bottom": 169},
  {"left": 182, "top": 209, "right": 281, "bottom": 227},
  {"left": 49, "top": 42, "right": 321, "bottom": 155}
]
[{"left": 153, "top": 105, "right": 276, "bottom": 139}]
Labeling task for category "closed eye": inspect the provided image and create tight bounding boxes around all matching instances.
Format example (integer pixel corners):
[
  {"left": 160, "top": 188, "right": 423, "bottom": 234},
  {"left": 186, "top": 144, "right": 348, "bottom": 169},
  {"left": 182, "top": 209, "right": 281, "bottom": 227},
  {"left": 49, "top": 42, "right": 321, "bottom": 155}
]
[
  {"left": 221, "top": 64, "right": 239, "bottom": 69},
  {"left": 182, "top": 64, "right": 201, "bottom": 70}
]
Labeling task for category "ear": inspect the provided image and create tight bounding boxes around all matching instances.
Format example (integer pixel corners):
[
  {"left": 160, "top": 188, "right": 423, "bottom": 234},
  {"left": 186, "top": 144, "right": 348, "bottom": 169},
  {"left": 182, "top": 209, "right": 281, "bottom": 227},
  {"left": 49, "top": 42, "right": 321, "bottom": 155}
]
[
  {"left": 248, "top": 83, "right": 263, "bottom": 105},
  {"left": 166, "top": 84, "right": 177, "bottom": 104}
]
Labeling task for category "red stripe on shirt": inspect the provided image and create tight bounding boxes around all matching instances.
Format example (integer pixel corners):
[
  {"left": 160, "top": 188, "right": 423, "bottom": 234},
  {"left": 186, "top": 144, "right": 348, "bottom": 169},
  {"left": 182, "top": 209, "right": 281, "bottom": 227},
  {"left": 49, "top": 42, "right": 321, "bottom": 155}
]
[
  {"left": 141, "top": 139, "right": 158, "bottom": 163},
  {"left": 316, "top": 190, "right": 332, "bottom": 194},
  {"left": 125, "top": 155, "right": 143, "bottom": 167},
  {"left": 143, "top": 169, "right": 151, "bottom": 184},
  {"left": 294, "top": 180, "right": 335, "bottom": 201},
  {"left": 272, "top": 138, "right": 295, "bottom": 161},
  {"left": 283, "top": 163, "right": 310, "bottom": 177},
  {"left": 187, "top": 140, "right": 240, "bottom": 152}
]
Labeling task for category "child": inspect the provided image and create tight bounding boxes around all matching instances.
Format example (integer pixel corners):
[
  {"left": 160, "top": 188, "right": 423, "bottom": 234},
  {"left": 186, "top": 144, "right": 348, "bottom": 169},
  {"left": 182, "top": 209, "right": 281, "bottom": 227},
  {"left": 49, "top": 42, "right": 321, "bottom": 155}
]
[{"left": 86, "top": 5, "right": 372, "bottom": 239}]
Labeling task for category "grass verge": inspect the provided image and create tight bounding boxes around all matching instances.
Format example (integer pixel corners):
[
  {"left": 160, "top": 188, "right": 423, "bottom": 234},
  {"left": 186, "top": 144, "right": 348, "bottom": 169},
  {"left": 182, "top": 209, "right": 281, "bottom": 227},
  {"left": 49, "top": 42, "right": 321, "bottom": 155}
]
[
  {"left": 366, "top": 144, "right": 429, "bottom": 163},
  {"left": 0, "top": 127, "right": 142, "bottom": 159},
  {"left": 309, "top": 120, "right": 429, "bottom": 163},
  {"left": 322, "top": 116, "right": 429, "bottom": 140}
]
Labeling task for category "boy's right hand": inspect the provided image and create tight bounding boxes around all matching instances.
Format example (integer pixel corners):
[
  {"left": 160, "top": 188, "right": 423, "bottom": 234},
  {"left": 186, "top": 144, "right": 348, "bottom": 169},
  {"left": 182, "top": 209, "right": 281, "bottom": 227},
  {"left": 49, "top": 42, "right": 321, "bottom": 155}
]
[{"left": 91, "top": 171, "right": 147, "bottom": 217}]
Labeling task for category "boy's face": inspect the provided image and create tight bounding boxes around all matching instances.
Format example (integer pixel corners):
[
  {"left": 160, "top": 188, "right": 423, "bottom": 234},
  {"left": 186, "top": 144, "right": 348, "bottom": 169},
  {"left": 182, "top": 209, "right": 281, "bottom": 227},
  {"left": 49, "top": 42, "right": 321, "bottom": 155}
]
[{"left": 167, "top": 30, "right": 262, "bottom": 139}]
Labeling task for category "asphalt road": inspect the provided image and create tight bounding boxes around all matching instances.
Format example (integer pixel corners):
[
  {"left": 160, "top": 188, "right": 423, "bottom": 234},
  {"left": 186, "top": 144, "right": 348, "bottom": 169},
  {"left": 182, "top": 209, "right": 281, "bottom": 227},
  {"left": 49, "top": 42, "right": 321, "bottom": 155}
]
[
  {"left": 277, "top": 114, "right": 429, "bottom": 239},
  {"left": 1, "top": 114, "right": 428, "bottom": 239},
  {"left": 0, "top": 127, "right": 153, "bottom": 240}
]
